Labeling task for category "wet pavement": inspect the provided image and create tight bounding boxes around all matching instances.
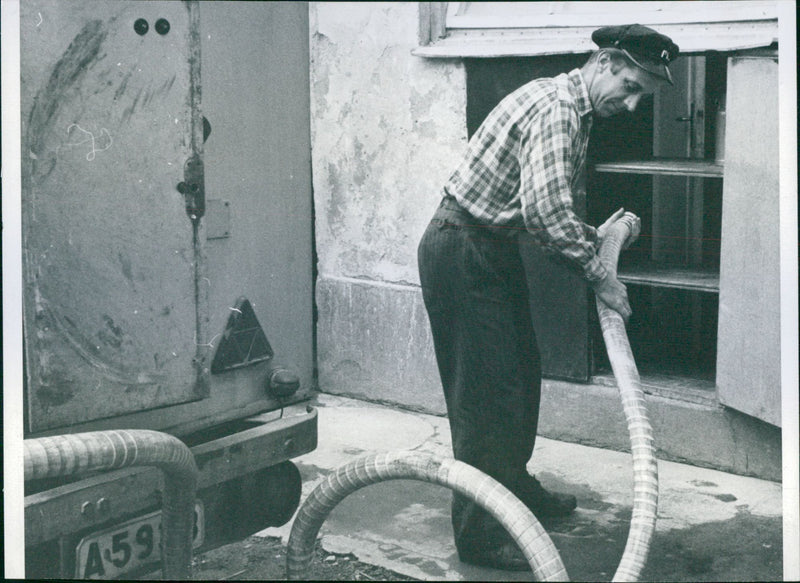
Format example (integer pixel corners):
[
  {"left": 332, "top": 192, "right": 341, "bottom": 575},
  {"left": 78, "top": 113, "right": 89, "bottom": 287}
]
[{"left": 252, "top": 393, "right": 783, "bottom": 581}]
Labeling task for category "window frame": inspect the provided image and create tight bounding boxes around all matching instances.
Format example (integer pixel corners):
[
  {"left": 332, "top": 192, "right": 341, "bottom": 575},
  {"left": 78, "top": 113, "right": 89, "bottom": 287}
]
[{"left": 414, "top": 1, "right": 779, "bottom": 58}]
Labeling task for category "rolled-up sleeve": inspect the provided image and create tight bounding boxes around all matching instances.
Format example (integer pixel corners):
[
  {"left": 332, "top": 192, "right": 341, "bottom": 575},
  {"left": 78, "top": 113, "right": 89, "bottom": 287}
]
[{"left": 519, "top": 100, "right": 607, "bottom": 282}]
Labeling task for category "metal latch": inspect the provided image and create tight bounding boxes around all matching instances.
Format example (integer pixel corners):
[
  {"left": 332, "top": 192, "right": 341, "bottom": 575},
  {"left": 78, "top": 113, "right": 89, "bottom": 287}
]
[{"left": 177, "top": 154, "right": 205, "bottom": 222}]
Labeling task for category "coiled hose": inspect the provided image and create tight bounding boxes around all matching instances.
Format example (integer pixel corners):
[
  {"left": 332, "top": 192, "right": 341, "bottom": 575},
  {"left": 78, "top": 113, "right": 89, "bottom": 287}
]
[
  {"left": 286, "top": 451, "right": 568, "bottom": 581},
  {"left": 24, "top": 429, "right": 198, "bottom": 579},
  {"left": 286, "top": 216, "right": 655, "bottom": 581}
]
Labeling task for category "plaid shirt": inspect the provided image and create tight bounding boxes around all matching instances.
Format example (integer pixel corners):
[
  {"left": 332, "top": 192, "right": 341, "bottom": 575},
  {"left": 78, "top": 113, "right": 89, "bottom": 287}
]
[{"left": 445, "top": 69, "right": 606, "bottom": 282}]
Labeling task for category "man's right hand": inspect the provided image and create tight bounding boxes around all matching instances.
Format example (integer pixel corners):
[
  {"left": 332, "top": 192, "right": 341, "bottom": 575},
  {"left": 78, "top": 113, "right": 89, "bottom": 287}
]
[{"left": 591, "top": 273, "right": 632, "bottom": 323}]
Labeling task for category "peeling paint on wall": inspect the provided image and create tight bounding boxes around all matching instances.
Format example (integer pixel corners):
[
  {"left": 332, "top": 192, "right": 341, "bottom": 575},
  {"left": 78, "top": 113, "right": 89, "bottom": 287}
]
[
  {"left": 310, "top": 2, "right": 467, "bottom": 285},
  {"left": 310, "top": 2, "right": 467, "bottom": 411}
]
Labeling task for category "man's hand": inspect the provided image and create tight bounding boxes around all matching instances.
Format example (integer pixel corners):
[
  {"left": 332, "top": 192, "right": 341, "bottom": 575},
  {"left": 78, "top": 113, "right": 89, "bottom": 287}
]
[
  {"left": 591, "top": 272, "right": 632, "bottom": 323},
  {"left": 597, "top": 207, "right": 625, "bottom": 241},
  {"left": 597, "top": 208, "right": 641, "bottom": 249}
]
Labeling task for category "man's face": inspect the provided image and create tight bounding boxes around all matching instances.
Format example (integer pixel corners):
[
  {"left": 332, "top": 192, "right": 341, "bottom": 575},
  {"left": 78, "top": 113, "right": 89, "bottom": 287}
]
[{"left": 591, "top": 57, "right": 661, "bottom": 118}]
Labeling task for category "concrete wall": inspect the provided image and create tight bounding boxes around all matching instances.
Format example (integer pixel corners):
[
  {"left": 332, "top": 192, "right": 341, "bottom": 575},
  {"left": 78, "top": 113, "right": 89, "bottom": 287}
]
[{"left": 310, "top": 2, "right": 464, "bottom": 411}]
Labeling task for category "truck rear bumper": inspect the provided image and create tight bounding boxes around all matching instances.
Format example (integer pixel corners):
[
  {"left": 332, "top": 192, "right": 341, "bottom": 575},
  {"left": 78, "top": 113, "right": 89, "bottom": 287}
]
[{"left": 24, "top": 404, "right": 317, "bottom": 548}]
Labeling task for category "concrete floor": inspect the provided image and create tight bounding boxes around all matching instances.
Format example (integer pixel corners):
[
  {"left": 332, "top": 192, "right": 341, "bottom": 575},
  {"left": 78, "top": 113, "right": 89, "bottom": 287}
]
[{"left": 258, "top": 393, "right": 784, "bottom": 581}]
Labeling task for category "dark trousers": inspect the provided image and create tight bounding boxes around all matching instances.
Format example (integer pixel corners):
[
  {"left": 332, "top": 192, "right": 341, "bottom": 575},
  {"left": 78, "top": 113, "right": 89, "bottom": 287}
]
[{"left": 417, "top": 195, "right": 542, "bottom": 557}]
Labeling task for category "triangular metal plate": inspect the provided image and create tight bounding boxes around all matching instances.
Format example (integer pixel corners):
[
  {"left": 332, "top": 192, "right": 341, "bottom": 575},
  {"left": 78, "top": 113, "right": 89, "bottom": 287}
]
[{"left": 211, "top": 297, "right": 274, "bottom": 373}]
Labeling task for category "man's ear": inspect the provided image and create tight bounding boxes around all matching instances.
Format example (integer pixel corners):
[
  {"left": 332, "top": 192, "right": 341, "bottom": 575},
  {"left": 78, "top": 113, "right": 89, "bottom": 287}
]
[{"left": 596, "top": 50, "right": 611, "bottom": 73}]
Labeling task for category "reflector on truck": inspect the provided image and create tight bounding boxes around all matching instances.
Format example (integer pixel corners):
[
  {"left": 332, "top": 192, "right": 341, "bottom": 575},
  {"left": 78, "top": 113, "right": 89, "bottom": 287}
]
[{"left": 211, "top": 297, "right": 274, "bottom": 373}]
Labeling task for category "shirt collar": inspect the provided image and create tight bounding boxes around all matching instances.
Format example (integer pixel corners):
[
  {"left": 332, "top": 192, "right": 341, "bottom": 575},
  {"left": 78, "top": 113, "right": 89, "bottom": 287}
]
[{"left": 568, "top": 69, "right": 593, "bottom": 117}]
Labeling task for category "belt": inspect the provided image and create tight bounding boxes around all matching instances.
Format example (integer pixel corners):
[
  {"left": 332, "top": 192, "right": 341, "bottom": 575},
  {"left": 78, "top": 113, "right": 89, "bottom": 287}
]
[{"left": 434, "top": 195, "right": 523, "bottom": 239}]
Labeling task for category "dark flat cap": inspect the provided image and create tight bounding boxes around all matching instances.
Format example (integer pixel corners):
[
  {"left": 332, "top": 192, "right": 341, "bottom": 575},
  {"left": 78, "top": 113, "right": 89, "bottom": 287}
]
[{"left": 592, "top": 24, "right": 679, "bottom": 85}]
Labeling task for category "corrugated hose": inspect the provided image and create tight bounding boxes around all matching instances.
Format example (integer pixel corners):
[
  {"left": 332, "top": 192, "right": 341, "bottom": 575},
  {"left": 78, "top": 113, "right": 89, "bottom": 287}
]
[
  {"left": 596, "top": 215, "right": 658, "bottom": 582},
  {"left": 286, "top": 215, "right": 656, "bottom": 581},
  {"left": 286, "top": 451, "right": 569, "bottom": 581},
  {"left": 24, "top": 429, "right": 198, "bottom": 580}
]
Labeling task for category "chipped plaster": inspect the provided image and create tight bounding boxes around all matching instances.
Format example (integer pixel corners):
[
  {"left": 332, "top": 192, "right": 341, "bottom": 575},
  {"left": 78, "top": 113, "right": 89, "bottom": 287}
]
[{"left": 310, "top": 2, "right": 466, "bottom": 285}]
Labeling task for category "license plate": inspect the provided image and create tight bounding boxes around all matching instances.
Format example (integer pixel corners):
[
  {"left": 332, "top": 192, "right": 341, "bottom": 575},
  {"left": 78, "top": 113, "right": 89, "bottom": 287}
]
[{"left": 75, "top": 502, "right": 204, "bottom": 579}]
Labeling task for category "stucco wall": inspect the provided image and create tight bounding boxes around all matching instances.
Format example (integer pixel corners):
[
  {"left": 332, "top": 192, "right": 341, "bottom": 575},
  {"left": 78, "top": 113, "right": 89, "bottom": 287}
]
[
  {"left": 310, "top": 2, "right": 466, "bottom": 285},
  {"left": 310, "top": 2, "right": 465, "bottom": 411}
]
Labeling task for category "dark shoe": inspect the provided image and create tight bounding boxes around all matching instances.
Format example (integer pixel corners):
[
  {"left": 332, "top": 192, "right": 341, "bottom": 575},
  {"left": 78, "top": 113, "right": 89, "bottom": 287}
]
[
  {"left": 459, "top": 541, "right": 531, "bottom": 571},
  {"left": 517, "top": 476, "right": 577, "bottom": 518}
]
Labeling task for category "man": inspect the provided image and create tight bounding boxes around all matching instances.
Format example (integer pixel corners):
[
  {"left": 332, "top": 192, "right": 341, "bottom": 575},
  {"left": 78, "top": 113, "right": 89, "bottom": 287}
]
[{"left": 417, "top": 24, "right": 679, "bottom": 571}]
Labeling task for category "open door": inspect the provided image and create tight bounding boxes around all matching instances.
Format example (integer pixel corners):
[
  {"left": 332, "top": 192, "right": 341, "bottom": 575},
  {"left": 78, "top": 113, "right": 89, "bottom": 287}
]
[
  {"left": 652, "top": 56, "right": 706, "bottom": 265},
  {"left": 21, "top": 1, "right": 208, "bottom": 432},
  {"left": 715, "top": 55, "right": 781, "bottom": 426}
]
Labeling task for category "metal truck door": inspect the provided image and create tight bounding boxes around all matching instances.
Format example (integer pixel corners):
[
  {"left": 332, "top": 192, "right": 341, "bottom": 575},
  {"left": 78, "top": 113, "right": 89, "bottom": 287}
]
[{"left": 21, "top": 1, "right": 207, "bottom": 432}]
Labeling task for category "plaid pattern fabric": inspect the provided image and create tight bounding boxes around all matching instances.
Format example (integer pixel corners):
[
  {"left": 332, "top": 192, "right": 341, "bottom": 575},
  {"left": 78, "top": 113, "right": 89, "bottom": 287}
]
[{"left": 445, "top": 69, "right": 606, "bottom": 281}]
